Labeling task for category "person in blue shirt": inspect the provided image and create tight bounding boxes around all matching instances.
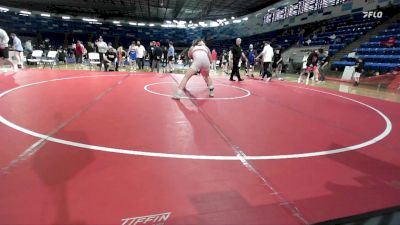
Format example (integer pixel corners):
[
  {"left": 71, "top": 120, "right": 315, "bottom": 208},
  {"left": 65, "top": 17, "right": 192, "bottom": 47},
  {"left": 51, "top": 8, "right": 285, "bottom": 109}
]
[
  {"left": 167, "top": 42, "right": 175, "bottom": 73},
  {"left": 246, "top": 44, "right": 257, "bottom": 77}
]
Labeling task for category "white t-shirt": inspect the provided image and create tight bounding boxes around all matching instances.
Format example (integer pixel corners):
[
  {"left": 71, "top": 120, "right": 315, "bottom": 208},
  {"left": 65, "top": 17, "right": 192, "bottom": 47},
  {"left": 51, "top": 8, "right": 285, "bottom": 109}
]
[
  {"left": 261, "top": 45, "right": 274, "bottom": 63},
  {"left": 137, "top": 45, "right": 146, "bottom": 58},
  {"left": 0, "top": 29, "right": 9, "bottom": 48},
  {"left": 96, "top": 41, "right": 108, "bottom": 53},
  {"left": 302, "top": 55, "right": 308, "bottom": 69}
]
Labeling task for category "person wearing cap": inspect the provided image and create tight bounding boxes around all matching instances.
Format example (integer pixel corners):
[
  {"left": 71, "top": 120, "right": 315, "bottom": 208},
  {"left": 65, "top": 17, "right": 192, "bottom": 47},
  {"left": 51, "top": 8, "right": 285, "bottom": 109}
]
[{"left": 152, "top": 42, "right": 163, "bottom": 72}]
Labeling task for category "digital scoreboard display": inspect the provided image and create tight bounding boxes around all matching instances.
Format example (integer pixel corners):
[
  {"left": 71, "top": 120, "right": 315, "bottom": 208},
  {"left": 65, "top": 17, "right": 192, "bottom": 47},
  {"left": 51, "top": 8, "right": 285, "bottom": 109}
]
[{"left": 263, "top": 0, "right": 348, "bottom": 24}]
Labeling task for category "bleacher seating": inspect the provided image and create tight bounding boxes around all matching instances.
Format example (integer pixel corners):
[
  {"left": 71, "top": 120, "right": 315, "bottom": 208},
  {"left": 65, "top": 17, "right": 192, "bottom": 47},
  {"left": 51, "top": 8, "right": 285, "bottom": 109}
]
[
  {"left": 332, "top": 18, "right": 400, "bottom": 73},
  {"left": 308, "top": 13, "right": 385, "bottom": 57}
]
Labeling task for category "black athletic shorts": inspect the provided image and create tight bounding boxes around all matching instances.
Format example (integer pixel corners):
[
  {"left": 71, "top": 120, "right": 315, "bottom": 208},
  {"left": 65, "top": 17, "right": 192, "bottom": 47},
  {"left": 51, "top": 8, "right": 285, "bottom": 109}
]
[
  {"left": 168, "top": 56, "right": 173, "bottom": 62},
  {"left": 0, "top": 47, "right": 9, "bottom": 58}
]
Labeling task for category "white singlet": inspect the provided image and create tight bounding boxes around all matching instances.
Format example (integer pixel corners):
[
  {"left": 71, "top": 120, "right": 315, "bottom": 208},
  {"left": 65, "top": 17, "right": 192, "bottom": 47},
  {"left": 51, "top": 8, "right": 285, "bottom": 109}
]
[{"left": 190, "top": 45, "right": 210, "bottom": 71}]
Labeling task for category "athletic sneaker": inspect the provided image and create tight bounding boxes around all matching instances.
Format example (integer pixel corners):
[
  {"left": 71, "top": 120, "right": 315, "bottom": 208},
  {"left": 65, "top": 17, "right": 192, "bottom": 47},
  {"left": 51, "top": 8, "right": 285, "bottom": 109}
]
[
  {"left": 172, "top": 89, "right": 185, "bottom": 100},
  {"left": 267, "top": 77, "right": 272, "bottom": 82},
  {"left": 209, "top": 88, "right": 215, "bottom": 97}
]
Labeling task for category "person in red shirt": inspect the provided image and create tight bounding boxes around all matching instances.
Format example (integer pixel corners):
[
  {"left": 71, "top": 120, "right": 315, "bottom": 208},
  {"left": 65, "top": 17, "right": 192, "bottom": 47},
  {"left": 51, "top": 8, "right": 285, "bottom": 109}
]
[
  {"left": 75, "top": 40, "right": 84, "bottom": 64},
  {"left": 381, "top": 36, "right": 397, "bottom": 47},
  {"left": 211, "top": 49, "right": 217, "bottom": 71}
]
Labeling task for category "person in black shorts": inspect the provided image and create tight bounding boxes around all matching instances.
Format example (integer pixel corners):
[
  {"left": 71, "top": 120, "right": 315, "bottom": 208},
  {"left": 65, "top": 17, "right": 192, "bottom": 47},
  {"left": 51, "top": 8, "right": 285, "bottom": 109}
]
[
  {"left": 353, "top": 58, "right": 364, "bottom": 86},
  {"left": 272, "top": 49, "right": 283, "bottom": 80}
]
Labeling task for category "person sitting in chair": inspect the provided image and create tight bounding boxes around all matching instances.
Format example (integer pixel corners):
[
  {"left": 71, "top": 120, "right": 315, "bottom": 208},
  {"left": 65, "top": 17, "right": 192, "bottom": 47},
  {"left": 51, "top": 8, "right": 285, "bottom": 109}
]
[{"left": 104, "top": 46, "right": 117, "bottom": 72}]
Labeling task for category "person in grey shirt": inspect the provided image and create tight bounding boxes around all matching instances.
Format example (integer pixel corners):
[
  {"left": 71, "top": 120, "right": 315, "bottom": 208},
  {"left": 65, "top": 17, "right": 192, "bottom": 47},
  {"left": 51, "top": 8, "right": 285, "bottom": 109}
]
[
  {"left": 95, "top": 36, "right": 108, "bottom": 70},
  {"left": 11, "top": 33, "right": 24, "bottom": 68}
]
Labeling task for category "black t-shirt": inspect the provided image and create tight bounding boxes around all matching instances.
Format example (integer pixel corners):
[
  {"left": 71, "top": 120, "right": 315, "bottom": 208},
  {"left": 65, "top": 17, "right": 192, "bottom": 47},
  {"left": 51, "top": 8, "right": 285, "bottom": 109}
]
[
  {"left": 231, "top": 44, "right": 242, "bottom": 62},
  {"left": 320, "top": 55, "right": 330, "bottom": 65},
  {"left": 355, "top": 60, "right": 364, "bottom": 73},
  {"left": 273, "top": 53, "right": 282, "bottom": 64},
  {"left": 86, "top": 45, "right": 94, "bottom": 53},
  {"left": 105, "top": 51, "right": 117, "bottom": 62},
  {"left": 154, "top": 46, "right": 163, "bottom": 60},
  {"left": 307, "top": 52, "right": 319, "bottom": 66},
  {"left": 149, "top": 46, "right": 154, "bottom": 59}
]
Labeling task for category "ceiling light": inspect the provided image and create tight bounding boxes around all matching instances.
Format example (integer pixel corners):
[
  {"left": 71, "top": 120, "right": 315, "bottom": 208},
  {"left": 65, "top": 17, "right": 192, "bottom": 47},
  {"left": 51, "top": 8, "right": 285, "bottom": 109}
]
[
  {"left": 113, "top": 21, "right": 120, "bottom": 24},
  {"left": 62, "top": 16, "right": 71, "bottom": 19},
  {"left": 166, "top": 20, "right": 172, "bottom": 24},
  {"left": 129, "top": 22, "right": 137, "bottom": 25},
  {"left": 233, "top": 19, "right": 241, "bottom": 23},
  {"left": 41, "top": 13, "right": 51, "bottom": 17},
  {"left": 149, "top": 24, "right": 155, "bottom": 27},
  {"left": 210, "top": 22, "right": 219, "bottom": 27},
  {"left": 19, "top": 10, "right": 31, "bottom": 15},
  {"left": 83, "top": 18, "right": 97, "bottom": 22},
  {"left": 242, "top": 17, "right": 248, "bottom": 21},
  {"left": 0, "top": 7, "right": 9, "bottom": 12},
  {"left": 138, "top": 23, "right": 145, "bottom": 26},
  {"left": 231, "top": 16, "right": 235, "bottom": 19}
]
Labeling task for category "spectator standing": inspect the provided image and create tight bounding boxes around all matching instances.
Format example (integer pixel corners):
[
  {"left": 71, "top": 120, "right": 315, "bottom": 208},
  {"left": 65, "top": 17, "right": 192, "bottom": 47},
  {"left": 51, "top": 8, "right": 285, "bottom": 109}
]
[
  {"left": 167, "top": 42, "right": 175, "bottom": 73},
  {"left": 10, "top": 33, "right": 24, "bottom": 68},
  {"left": 136, "top": 40, "right": 146, "bottom": 69},
  {"left": 95, "top": 37, "right": 108, "bottom": 70},
  {"left": 0, "top": 28, "right": 16, "bottom": 71}
]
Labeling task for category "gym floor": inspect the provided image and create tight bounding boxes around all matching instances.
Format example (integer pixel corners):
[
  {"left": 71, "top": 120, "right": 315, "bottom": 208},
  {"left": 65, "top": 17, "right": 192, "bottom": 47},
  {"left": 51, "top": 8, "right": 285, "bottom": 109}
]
[{"left": 0, "top": 68, "right": 399, "bottom": 225}]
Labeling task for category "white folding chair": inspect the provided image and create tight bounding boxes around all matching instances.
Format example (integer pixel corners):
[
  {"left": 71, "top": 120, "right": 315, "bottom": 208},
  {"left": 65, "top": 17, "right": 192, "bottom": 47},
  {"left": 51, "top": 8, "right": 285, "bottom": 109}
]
[
  {"left": 42, "top": 51, "right": 58, "bottom": 69},
  {"left": 88, "top": 52, "right": 101, "bottom": 70},
  {"left": 27, "top": 50, "right": 43, "bottom": 66}
]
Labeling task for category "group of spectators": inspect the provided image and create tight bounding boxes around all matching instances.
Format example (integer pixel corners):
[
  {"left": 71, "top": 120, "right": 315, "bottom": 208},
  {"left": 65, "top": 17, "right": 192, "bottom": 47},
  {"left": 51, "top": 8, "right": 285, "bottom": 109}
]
[{"left": 67, "top": 37, "right": 175, "bottom": 72}]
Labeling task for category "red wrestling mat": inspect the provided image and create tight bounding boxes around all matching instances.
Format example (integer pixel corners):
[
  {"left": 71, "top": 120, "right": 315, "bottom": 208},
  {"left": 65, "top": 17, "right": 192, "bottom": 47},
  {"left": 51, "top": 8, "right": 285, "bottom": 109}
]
[{"left": 0, "top": 69, "right": 399, "bottom": 225}]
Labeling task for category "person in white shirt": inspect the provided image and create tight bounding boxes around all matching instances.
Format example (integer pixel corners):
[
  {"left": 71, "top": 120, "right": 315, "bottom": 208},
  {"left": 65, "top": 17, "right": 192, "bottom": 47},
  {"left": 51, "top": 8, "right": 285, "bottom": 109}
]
[
  {"left": 172, "top": 39, "right": 214, "bottom": 99},
  {"left": 95, "top": 37, "right": 108, "bottom": 70},
  {"left": 136, "top": 40, "right": 146, "bottom": 70},
  {"left": 256, "top": 41, "right": 274, "bottom": 81},
  {"left": 0, "top": 28, "right": 16, "bottom": 71}
]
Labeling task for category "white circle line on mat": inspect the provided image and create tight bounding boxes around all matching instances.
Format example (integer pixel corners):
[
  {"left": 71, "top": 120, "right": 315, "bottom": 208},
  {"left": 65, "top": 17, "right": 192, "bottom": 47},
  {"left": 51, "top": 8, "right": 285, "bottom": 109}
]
[
  {"left": 0, "top": 75, "right": 392, "bottom": 160},
  {"left": 144, "top": 82, "right": 251, "bottom": 100}
]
